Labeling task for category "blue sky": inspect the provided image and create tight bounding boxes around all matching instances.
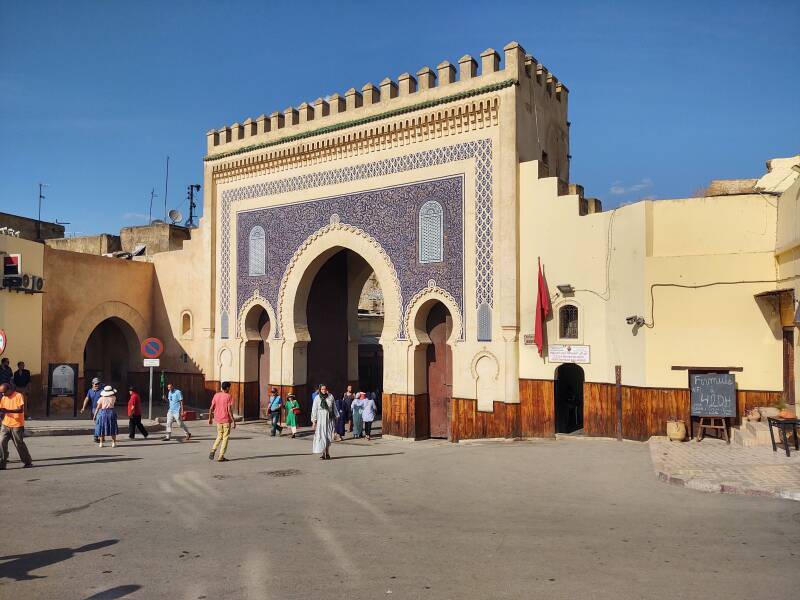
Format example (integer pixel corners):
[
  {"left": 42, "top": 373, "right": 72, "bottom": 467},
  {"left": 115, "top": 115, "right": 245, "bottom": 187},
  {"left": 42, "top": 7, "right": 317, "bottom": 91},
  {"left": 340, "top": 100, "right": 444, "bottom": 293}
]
[{"left": 1, "top": 0, "right": 798, "bottom": 235}]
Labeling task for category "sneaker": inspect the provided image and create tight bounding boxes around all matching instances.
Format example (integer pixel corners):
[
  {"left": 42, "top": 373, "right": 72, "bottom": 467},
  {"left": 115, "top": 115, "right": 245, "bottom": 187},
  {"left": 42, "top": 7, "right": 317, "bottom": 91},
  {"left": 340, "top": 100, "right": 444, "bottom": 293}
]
[
  {"left": 111, "top": 441, "right": 116, "bottom": 448},
  {"left": 217, "top": 457, "right": 229, "bottom": 462},
  {"left": 98, "top": 441, "right": 104, "bottom": 448},
  {"left": 161, "top": 436, "right": 170, "bottom": 441},
  {"left": 23, "top": 463, "right": 33, "bottom": 468},
  {"left": 186, "top": 433, "right": 192, "bottom": 441},
  {"left": 208, "top": 451, "right": 215, "bottom": 460}
]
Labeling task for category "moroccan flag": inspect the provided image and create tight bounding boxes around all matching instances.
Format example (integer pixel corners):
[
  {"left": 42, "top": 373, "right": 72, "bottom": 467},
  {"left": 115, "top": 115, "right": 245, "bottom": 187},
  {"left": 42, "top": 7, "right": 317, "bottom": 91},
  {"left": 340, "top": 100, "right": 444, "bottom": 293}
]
[{"left": 533, "top": 258, "right": 551, "bottom": 356}]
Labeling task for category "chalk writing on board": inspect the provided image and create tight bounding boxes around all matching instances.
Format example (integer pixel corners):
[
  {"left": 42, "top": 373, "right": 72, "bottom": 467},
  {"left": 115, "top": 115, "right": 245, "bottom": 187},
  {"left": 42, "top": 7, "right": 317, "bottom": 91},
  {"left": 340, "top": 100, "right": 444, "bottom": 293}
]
[{"left": 690, "top": 373, "right": 736, "bottom": 418}]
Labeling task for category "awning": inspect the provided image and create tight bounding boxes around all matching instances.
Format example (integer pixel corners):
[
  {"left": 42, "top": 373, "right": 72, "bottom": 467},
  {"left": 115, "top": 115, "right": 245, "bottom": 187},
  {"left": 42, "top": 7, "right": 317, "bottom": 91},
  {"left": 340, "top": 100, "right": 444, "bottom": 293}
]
[{"left": 753, "top": 287, "right": 794, "bottom": 299}]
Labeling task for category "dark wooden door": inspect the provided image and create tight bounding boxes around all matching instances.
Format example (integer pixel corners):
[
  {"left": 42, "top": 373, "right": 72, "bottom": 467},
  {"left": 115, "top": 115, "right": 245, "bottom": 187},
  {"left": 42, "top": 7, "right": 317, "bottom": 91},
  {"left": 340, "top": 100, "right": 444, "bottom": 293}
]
[
  {"left": 784, "top": 328, "right": 795, "bottom": 405},
  {"left": 427, "top": 303, "right": 452, "bottom": 438}
]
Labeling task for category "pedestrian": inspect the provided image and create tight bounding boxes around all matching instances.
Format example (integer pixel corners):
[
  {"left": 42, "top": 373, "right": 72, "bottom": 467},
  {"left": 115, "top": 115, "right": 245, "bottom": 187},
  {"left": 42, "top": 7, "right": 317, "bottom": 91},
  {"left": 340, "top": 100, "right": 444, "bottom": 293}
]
[
  {"left": 162, "top": 383, "right": 191, "bottom": 442},
  {"left": 284, "top": 393, "right": 300, "bottom": 438},
  {"left": 311, "top": 384, "right": 337, "bottom": 460},
  {"left": 12, "top": 362, "right": 31, "bottom": 394},
  {"left": 334, "top": 390, "right": 350, "bottom": 441},
  {"left": 81, "top": 378, "right": 103, "bottom": 443},
  {"left": 0, "top": 358, "right": 12, "bottom": 386},
  {"left": 94, "top": 385, "right": 119, "bottom": 448},
  {"left": 342, "top": 384, "right": 355, "bottom": 434},
  {"left": 351, "top": 391, "right": 366, "bottom": 438},
  {"left": 267, "top": 387, "right": 283, "bottom": 437},
  {"left": 0, "top": 383, "right": 33, "bottom": 469},
  {"left": 208, "top": 381, "right": 236, "bottom": 462},
  {"left": 362, "top": 391, "right": 378, "bottom": 441},
  {"left": 127, "top": 386, "right": 149, "bottom": 440}
]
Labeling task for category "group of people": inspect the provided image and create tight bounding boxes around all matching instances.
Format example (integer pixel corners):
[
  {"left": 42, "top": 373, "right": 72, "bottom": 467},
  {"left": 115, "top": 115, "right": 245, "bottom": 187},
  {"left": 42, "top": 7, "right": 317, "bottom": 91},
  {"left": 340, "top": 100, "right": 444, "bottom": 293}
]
[{"left": 0, "top": 363, "right": 381, "bottom": 468}]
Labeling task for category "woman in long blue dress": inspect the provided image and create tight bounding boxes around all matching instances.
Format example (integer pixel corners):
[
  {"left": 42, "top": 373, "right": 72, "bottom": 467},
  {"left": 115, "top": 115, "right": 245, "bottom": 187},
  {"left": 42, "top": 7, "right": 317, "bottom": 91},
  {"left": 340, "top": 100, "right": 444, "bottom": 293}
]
[
  {"left": 334, "top": 390, "right": 350, "bottom": 441},
  {"left": 94, "top": 386, "right": 119, "bottom": 448},
  {"left": 351, "top": 392, "right": 366, "bottom": 438}
]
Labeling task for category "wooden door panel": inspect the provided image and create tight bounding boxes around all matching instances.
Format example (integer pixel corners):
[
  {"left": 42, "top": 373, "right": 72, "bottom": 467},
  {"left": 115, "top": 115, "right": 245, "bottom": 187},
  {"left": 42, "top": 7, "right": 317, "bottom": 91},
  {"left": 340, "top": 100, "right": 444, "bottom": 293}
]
[{"left": 427, "top": 304, "right": 452, "bottom": 438}]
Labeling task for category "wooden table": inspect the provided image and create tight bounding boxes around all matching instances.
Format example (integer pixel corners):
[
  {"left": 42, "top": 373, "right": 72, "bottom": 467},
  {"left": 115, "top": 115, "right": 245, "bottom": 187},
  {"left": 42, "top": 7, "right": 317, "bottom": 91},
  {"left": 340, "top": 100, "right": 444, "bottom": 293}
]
[{"left": 767, "top": 417, "right": 800, "bottom": 457}]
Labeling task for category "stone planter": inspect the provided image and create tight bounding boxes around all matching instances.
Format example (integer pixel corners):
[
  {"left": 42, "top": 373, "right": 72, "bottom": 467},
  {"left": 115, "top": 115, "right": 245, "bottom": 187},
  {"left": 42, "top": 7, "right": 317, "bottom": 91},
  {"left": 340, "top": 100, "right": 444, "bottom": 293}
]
[
  {"left": 759, "top": 406, "right": 780, "bottom": 419},
  {"left": 666, "top": 420, "right": 686, "bottom": 442}
]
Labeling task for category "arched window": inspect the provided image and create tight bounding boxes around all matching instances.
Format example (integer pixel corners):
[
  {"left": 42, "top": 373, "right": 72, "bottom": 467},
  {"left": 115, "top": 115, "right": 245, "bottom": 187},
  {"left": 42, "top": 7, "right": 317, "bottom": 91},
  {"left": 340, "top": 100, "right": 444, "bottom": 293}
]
[
  {"left": 418, "top": 200, "right": 444, "bottom": 264},
  {"left": 248, "top": 226, "right": 266, "bottom": 276},
  {"left": 559, "top": 305, "right": 578, "bottom": 339},
  {"left": 220, "top": 311, "right": 229, "bottom": 339},
  {"left": 181, "top": 311, "right": 192, "bottom": 338}
]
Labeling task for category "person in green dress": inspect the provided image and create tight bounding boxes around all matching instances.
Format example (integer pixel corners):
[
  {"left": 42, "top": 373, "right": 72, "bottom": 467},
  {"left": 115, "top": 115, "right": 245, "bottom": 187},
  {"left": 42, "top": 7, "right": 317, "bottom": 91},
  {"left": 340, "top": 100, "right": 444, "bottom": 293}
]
[{"left": 284, "top": 393, "right": 300, "bottom": 438}]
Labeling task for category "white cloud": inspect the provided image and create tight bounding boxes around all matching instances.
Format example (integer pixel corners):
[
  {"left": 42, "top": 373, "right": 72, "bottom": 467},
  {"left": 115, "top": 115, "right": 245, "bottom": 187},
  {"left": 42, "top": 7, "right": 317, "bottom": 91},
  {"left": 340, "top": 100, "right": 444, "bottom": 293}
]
[
  {"left": 609, "top": 178, "right": 654, "bottom": 195},
  {"left": 122, "top": 212, "right": 149, "bottom": 221}
]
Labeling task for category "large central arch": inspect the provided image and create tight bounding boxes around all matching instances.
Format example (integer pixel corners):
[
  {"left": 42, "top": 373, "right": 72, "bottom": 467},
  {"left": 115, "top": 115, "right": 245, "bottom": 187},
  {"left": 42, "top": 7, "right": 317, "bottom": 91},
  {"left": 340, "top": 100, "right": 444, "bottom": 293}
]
[{"left": 278, "top": 222, "right": 404, "bottom": 422}]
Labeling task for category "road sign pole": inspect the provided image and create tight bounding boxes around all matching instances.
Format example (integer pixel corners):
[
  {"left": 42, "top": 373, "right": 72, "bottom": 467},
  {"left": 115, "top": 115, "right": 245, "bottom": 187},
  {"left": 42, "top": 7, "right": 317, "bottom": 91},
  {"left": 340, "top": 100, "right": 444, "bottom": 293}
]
[{"left": 148, "top": 366, "right": 153, "bottom": 421}]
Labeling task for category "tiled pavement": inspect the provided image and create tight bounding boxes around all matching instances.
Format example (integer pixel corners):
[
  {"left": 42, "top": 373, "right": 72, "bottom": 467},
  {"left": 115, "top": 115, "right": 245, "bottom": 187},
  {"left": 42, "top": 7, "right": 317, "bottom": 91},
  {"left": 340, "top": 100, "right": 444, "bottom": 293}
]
[{"left": 649, "top": 435, "right": 800, "bottom": 501}]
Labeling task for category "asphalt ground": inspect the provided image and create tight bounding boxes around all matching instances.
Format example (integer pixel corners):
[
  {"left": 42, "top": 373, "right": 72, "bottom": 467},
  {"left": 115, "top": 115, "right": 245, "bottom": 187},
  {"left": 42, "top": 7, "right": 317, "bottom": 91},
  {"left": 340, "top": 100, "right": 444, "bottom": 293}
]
[{"left": 1, "top": 422, "right": 798, "bottom": 600}]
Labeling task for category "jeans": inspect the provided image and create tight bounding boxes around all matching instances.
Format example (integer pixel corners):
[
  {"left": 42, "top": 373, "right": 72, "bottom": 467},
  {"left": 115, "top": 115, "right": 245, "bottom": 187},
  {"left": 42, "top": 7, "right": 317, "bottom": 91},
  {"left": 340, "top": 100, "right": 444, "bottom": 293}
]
[
  {"left": 212, "top": 423, "right": 231, "bottom": 458},
  {"left": 128, "top": 415, "right": 148, "bottom": 438},
  {"left": 364, "top": 421, "right": 373, "bottom": 437},
  {"left": 0, "top": 425, "right": 33, "bottom": 466},
  {"left": 270, "top": 410, "right": 282, "bottom": 436},
  {"left": 165, "top": 411, "right": 190, "bottom": 438}
]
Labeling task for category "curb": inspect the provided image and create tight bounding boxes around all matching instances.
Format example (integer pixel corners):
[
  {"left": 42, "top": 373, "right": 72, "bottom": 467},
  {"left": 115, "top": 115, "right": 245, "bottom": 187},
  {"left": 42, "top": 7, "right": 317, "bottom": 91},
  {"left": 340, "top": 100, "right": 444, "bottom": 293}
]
[
  {"left": 655, "top": 469, "right": 800, "bottom": 502},
  {"left": 26, "top": 422, "right": 164, "bottom": 437}
]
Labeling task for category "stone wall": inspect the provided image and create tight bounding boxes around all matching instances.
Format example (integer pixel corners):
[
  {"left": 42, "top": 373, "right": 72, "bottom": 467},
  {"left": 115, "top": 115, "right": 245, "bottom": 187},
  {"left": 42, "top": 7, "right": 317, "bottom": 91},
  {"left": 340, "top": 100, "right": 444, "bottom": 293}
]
[{"left": 0, "top": 211, "right": 64, "bottom": 241}]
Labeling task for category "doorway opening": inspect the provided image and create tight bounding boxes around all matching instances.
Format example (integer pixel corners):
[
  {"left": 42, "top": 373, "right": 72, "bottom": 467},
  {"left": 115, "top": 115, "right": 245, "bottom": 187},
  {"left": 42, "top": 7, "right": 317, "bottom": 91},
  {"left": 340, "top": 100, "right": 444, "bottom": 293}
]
[
  {"left": 554, "top": 363, "right": 584, "bottom": 434},
  {"left": 83, "top": 317, "right": 138, "bottom": 393},
  {"left": 243, "top": 305, "right": 271, "bottom": 420},
  {"left": 305, "top": 249, "right": 384, "bottom": 404},
  {"left": 426, "top": 301, "right": 453, "bottom": 438}
]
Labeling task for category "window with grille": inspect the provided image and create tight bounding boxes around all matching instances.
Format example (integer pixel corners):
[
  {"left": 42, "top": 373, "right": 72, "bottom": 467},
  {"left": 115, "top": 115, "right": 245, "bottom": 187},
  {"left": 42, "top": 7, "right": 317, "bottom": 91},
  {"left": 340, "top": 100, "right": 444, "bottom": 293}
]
[
  {"left": 559, "top": 305, "right": 578, "bottom": 339},
  {"left": 418, "top": 200, "right": 444, "bottom": 263},
  {"left": 248, "top": 226, "right": 266, "bottom": 276}
]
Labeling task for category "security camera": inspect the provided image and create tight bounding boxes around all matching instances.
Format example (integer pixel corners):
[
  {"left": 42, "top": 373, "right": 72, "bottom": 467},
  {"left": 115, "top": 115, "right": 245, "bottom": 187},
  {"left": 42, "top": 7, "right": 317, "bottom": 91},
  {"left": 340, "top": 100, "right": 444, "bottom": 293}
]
[
  {"left": 626, "top": 316, "right": 637, "bottom": 325},
  {"left": 626, "top": 315, "right": 645, "bottom": 327}
]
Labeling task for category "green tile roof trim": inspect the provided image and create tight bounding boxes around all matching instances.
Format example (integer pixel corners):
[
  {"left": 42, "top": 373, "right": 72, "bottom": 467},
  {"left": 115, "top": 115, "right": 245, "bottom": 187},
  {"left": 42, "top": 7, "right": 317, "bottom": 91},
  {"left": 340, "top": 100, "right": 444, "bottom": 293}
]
[{"left": 205, "top": 78, "right": 517, "bottom": 163}]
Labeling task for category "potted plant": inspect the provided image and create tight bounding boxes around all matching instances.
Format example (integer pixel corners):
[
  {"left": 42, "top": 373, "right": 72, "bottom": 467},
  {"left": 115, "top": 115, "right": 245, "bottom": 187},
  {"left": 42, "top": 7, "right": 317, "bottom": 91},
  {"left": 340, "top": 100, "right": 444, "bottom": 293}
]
[
  {"left": 776, "top": 394, "right": 795, "bottom": 419},
  {"left": 666, "top": 417, "right": 686, "bottom": 442}
]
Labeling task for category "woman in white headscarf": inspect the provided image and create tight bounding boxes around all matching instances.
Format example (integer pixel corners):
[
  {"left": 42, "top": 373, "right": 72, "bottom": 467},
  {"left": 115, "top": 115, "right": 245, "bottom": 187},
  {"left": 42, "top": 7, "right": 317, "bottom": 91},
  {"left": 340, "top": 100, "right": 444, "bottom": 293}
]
[{"left": 311, "top": 384, "right": 338, "bottom": 460}]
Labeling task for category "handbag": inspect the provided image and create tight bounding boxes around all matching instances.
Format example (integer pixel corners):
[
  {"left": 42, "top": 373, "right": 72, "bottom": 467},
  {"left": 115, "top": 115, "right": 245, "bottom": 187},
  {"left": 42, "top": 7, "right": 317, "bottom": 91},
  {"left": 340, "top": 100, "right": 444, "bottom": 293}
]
[{"left": 292, "top": 404, "right": 301, "bottom": 415}]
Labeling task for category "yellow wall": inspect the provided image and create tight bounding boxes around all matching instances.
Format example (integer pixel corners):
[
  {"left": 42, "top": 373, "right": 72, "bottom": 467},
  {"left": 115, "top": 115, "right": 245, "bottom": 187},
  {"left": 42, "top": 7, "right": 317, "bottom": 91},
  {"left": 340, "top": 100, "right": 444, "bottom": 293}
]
[
  {"left": 519, "top": 159, "right": 784, "bottom": 392},
  {"left": 0, "top": 236, "right": 44, "bottom": 406}
]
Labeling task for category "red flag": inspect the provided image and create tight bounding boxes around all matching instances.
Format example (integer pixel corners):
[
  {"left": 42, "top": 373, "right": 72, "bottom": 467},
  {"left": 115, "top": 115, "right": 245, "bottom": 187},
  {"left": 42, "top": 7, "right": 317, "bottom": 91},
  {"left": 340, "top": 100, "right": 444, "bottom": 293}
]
[{"left": 534, "top": 258, "right": 551, "bottom": 356}]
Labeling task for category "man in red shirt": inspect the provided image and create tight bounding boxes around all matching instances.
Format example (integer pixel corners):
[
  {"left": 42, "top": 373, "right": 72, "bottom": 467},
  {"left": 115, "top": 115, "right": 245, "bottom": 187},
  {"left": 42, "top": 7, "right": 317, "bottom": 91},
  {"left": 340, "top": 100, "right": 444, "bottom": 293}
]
[
  {"left": 127, "top": 386, "right": 149, "bottom": 440},
  {"left": 208, "top": 381, "right": 236, "bottom": 462}
]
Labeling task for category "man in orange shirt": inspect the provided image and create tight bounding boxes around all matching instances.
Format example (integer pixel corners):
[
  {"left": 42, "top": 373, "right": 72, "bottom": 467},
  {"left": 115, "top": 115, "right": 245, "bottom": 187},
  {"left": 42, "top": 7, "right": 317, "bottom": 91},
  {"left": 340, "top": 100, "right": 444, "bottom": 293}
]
[{"left": 0, "top": 382, "right": 33, "bottom": 469}]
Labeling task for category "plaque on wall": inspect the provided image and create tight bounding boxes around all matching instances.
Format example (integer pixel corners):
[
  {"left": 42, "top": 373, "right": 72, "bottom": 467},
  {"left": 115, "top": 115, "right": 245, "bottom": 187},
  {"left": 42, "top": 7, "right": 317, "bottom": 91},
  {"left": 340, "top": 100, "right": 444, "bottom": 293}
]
[{"left": 547, "top": 344, "right": 590, "bottom": 364}]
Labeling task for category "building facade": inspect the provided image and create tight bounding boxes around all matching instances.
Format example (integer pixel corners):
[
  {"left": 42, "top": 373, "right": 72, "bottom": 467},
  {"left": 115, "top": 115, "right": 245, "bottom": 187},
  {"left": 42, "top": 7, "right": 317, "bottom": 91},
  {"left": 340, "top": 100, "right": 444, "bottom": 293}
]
[{"left": 6, "top": 41, "right": 798, "bottom": 441}]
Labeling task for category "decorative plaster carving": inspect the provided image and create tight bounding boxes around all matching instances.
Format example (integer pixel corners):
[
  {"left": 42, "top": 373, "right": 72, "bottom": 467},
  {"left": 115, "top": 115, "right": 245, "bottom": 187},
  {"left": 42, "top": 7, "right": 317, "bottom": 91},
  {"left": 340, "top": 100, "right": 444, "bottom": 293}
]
[{"left": 404, "top": 283, "right": 464, "bottom": 343}]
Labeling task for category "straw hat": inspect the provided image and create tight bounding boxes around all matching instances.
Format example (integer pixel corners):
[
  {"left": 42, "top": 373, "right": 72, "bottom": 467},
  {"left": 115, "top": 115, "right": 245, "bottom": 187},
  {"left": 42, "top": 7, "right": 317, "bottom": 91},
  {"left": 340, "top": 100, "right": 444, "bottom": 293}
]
[{"left": 100, "top": 385, "right": 116, "bottom": 397}]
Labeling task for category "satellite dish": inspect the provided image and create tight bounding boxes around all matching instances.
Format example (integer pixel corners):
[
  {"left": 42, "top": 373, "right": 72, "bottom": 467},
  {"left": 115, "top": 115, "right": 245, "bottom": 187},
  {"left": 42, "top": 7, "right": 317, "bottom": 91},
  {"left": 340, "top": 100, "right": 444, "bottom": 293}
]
[{"left": 168, "top": 209, "right": 183, "bottom": 224}]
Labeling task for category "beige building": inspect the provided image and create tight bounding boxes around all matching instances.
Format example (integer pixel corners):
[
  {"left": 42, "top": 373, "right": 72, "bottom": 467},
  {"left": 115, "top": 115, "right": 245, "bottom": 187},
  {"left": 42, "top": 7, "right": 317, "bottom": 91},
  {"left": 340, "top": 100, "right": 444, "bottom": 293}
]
[{"left": 4, "top": 41, "right": 798, "bottom": 441}]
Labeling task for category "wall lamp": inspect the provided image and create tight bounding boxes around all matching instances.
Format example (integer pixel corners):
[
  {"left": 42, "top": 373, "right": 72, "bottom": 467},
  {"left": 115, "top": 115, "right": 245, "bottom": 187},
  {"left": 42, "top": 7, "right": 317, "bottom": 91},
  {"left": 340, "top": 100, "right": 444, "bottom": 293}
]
[{"left": 556, "top": 284, "right": 575, "bottom": 295}]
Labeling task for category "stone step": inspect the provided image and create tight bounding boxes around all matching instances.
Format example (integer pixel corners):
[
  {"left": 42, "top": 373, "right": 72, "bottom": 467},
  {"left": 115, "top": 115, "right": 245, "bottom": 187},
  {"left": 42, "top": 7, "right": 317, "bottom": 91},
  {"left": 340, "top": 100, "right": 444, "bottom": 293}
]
[
  {"left": 731, "top": 428, "right": 759, "bottom": 448},
  {"left": 745, "top": 421, "right": 773, "bottom": 445}
]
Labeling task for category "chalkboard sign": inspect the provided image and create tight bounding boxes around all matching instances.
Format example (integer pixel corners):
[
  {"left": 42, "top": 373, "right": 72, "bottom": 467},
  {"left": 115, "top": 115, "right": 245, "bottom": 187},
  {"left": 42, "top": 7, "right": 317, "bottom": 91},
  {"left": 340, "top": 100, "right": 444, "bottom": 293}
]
[{"left": 690, "top": 373, "right": 736, "bottom": 417}]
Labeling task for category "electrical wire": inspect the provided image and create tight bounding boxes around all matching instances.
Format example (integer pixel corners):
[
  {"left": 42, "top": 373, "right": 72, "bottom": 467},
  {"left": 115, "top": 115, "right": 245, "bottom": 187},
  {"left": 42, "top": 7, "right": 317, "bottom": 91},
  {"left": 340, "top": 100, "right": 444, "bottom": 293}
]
[
  {"left": 573, "top": 207, "right": 618, "bottom": 301},
  {"left": 645, "top": 275, "right": 800, "bottom": 329}
]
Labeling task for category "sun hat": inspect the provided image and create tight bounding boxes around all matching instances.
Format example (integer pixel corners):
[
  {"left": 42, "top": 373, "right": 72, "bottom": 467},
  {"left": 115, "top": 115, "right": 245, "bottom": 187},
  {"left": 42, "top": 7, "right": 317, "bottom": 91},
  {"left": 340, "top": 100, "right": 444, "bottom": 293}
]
[
  {"left": 100, "top": 385, "right": 116, "bottom": 397},
  {"left": 91, "top": 377, "right": 101, "bottom": 384}
]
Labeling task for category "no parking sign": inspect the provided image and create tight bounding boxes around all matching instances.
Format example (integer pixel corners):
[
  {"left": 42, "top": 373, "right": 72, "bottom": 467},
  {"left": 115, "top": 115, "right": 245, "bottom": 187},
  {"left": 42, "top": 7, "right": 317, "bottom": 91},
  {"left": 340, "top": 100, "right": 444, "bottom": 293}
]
[
  {"left": 140, "top": 337, "right": 164, "bottom": 359},
  {"left": 0, "top": 329, "right": 6, "bottom": 356}
]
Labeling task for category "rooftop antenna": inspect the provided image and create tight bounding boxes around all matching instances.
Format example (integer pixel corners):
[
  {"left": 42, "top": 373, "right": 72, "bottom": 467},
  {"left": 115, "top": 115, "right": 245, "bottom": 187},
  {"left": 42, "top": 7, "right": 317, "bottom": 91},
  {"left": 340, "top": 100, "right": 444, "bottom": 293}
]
[
  {"left": 163, "top": 155, "right": 170, "bottom": 222},
  {"left": 185, "top": 184, "right": 201, "bottom": 228},
  {"left": 148, "top": 188, "right": 158, "bottom": 224},
  {"left": 37, "top": 183, "right": 49, "bottom": 241}
]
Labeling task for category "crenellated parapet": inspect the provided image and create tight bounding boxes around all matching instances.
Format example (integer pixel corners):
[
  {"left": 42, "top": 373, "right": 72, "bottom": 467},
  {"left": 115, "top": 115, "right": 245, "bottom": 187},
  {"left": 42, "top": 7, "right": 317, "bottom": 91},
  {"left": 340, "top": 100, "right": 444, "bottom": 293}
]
[{"left": 205, "top": 41, "right": 568, "bottom": 161}]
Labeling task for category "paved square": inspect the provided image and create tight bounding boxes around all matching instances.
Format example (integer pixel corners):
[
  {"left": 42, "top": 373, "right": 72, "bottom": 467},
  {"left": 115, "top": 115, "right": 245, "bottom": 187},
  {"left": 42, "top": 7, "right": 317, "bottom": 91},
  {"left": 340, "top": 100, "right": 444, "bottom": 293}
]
[{"left": 2, "top": 425, "right": 799, "bottom": 599}]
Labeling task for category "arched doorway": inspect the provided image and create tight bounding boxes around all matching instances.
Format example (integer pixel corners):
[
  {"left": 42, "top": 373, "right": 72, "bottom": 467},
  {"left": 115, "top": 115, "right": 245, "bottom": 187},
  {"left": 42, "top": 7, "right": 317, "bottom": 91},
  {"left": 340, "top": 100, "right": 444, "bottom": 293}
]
[
  {"left": 301, "top": 249, "right": 385, "bottom": 418},
  {"left": 83, "top": 317, "right": 139, "bottom": 393},
  {"left": 554, "top": 363, "right": 584, "bottom": 434},
  {"left": 242, "top": 304, "right": 271, "bottom": 420},
  {"left": 425, "top": 302, "right": 453, "bottom": 438}
]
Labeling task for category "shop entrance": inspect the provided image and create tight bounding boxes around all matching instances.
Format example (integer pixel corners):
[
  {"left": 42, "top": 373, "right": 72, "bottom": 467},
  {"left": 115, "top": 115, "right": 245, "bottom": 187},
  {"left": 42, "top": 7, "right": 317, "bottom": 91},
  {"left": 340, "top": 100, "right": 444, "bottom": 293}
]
[{"left": 554, "top": 363, "right": 584, "bottom": 434}]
